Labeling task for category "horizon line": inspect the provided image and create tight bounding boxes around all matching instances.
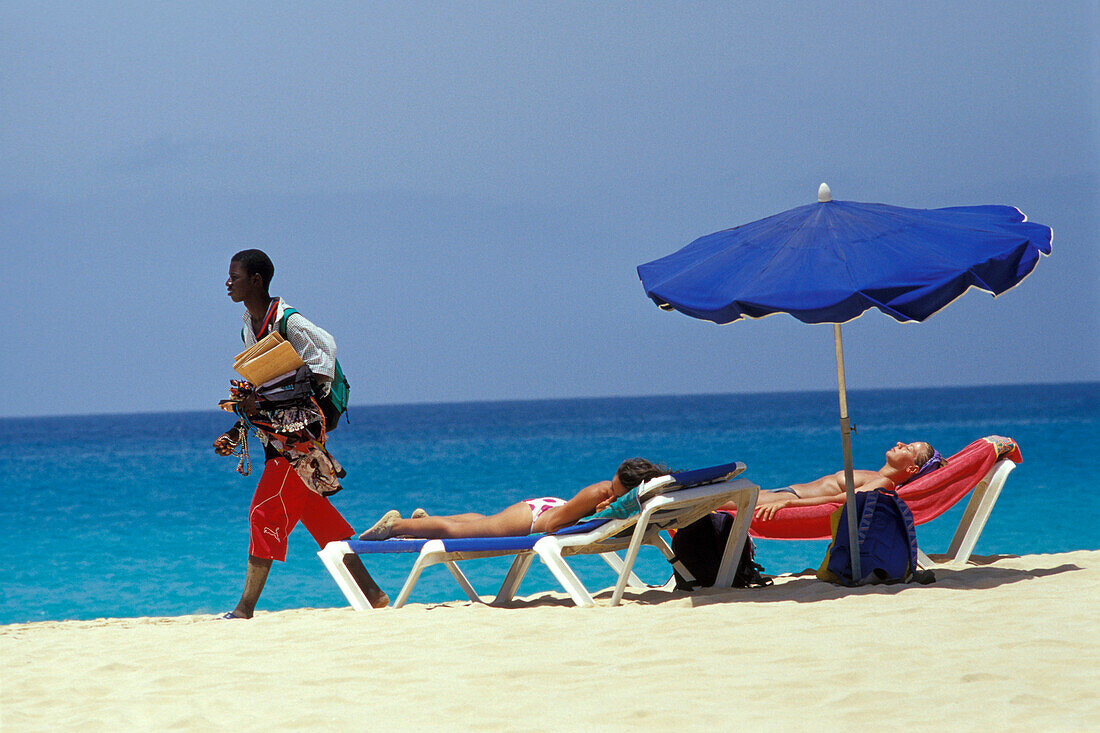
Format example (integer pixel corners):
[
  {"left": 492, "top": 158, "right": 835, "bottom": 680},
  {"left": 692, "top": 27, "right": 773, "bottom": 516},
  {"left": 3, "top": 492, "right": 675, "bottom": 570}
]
[{"left": 3, "top": 379, "right": 1097, "bottom": 422}]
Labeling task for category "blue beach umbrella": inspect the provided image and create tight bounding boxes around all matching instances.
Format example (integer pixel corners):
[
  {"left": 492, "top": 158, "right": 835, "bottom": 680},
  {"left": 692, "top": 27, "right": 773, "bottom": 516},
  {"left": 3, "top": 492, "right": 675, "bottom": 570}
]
[{"left": 637, "top": 184, "right": 1052, "bottom": 580}]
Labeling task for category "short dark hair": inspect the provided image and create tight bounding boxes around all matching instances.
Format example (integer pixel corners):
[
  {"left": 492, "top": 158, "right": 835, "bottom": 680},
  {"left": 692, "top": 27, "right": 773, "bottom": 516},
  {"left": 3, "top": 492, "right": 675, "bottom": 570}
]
[
  {"left": 915, "top": 442, "right": 949, "bottom": 469},
  {"left": 615, "top": 458, "right": 670, "bottom": 491},
  {"left": 231, "top": 249, "right": 274, "bottom": 289}
]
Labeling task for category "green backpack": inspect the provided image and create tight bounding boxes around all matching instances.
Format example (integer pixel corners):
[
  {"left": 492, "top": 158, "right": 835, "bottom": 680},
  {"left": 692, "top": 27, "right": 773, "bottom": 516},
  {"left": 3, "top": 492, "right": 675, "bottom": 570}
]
[{"left": 271, "top": 307, "right": 350, "bottom": 430}]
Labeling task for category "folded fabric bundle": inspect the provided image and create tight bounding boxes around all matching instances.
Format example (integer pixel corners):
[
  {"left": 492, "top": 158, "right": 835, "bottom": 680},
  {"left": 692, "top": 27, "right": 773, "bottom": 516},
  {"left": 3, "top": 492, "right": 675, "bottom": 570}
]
[
  {"left": 217, "top": 370, "right": 342, "bottom": 495},
  {"left": 255, "top": 366, "right": 315, "bottom": 408}
]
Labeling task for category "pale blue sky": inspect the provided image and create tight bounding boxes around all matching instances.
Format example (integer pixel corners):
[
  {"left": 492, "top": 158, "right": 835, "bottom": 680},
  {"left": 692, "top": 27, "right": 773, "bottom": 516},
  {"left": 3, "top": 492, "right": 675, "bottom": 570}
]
[{"left": 2, "top": 1, "right": 1097, "bottom": 418}]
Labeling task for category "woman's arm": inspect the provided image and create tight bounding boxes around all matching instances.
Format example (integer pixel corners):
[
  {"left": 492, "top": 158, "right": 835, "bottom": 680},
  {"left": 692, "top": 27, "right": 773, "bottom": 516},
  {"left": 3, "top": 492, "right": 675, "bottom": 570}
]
[{"left": 537, "top": 481, "right": 613, "bottom": 533}]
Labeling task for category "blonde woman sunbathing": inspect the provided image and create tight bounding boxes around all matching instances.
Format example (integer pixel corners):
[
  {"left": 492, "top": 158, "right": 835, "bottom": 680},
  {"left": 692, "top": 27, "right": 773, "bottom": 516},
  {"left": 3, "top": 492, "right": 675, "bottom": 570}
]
[
  {"left": 359, "top": 458, "right": 669, "bottom": 540},
  {"left": 745, "top": 441, "right": 946, "bottom": 522}
]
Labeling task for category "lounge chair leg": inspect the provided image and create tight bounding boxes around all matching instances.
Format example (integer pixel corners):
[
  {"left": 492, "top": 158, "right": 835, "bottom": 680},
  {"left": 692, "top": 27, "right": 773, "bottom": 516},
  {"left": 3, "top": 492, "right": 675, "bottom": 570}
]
[
  {"left": 444, "top": 560, "right": 482, "bottom": 603},
  {"left": 533, "top": 539, "right": 595, "bottom": 607},
  {"left": 653, "top": 534, "right": 675, "bottom": 561},
  {"left": 714, "top": 485, "right": 758, "bottom": 587},
  {"left": 946, "top": 461, "right": 1013, "bottom": 565},
  {"left": 598, "top": 551, "right": 644, "bottom": 588},
  {"left": 494, "top": 553, "right": 534, "bottom": 604},
  {"left": 393, "top": 540, "right": 445, "bottom": 608},
  {"left": 652, "top": 533, "right": 686, "bottom": 589},
  {"left": 317, "top": 542, "right": 373, "bottom": 611},
  {"left": 610, "top": 505, "right": 659, "bottom": 606}
]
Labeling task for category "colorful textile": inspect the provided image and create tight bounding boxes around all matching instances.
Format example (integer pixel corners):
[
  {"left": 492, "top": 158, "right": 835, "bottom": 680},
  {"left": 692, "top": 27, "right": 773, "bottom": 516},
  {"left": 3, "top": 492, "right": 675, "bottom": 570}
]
[
  {"left": 218, "top": 377, "right": 344, "bottom": 496},
  {"left": 734, "top": 436, "right": 1022, "bottom": 541},
  {"left": 248, "top": 458, "right": 354, "bottom": 562},
  {"left": 984, "top": 435, "right": 1019, "bottom": 460}
]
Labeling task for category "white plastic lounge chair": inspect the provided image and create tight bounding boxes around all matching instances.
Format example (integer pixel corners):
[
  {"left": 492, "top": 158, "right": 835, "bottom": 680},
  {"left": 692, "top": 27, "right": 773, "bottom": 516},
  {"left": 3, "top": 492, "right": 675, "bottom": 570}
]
[{"left": 318, "top": 462, "right": 759, "bottom": 609}]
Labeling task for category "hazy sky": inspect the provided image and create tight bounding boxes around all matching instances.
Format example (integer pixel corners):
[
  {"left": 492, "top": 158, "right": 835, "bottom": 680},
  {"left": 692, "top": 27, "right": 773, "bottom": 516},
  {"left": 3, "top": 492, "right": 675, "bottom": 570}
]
[{"left": 2, "top": 1, "right": 1097, "bottom": 418}]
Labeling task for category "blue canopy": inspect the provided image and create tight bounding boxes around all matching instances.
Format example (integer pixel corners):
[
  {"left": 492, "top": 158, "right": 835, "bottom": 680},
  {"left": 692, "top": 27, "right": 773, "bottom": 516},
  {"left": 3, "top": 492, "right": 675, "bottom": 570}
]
[{"left": 638, "top": 200, "right": 1052, "bottom": 325}]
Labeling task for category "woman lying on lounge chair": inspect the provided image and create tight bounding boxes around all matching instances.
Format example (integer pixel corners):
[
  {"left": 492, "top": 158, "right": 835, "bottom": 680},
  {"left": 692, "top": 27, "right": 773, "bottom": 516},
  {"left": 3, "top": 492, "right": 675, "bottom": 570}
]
[
  {"left": 359, "top": 458, "right": 669, "bottom": 540},
  {"left": 742, "top": 440, "right": 947, "bottom": 522}
]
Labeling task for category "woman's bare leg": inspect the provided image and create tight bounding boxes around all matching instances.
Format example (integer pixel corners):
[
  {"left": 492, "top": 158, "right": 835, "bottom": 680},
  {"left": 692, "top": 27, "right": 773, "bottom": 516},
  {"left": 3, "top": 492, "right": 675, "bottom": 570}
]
[
  {"left": 408, "top": 509, "right": 485, "bottom": 523},
  {"left": 382, "top": 503, "right": 533, "bottom": 539}
]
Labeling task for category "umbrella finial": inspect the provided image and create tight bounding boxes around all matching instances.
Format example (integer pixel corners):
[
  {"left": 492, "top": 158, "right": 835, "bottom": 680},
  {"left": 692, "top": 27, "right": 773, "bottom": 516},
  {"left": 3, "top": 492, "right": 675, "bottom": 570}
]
[{"left": 818, "top": 183, "right": 832, "bottom": 202}]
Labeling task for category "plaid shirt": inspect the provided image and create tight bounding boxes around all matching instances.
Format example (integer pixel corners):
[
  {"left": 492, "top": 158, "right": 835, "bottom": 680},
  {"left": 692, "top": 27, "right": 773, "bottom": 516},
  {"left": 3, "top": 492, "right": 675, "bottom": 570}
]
[{"left": 241, "top": 298, "right": 336, "bottom": 382}]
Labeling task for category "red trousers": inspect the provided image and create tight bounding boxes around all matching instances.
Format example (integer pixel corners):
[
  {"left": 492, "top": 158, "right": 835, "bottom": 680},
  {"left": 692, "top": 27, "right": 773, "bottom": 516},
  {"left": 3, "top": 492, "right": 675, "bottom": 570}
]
[{"left": 248, "top": 457, "right": 354, "bottom": 562}]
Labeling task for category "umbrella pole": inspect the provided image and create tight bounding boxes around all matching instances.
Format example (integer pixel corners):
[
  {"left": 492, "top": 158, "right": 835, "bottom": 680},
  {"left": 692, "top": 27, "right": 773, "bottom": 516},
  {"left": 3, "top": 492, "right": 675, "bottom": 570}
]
[{"left": 833, "top": 324, "right": 862, "bottom": 582}]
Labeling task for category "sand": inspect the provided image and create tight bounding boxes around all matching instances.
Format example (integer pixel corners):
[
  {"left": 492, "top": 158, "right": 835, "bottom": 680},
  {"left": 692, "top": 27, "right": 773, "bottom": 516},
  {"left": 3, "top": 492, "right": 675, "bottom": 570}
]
[{"left": 3, "top": 550, "right": 1098, "bottom": 732}]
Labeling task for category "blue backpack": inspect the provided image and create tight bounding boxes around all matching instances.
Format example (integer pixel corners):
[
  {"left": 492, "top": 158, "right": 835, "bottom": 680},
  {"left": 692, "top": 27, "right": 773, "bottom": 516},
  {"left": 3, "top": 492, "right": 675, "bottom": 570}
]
[{"left": 817, "top": 489, "right": 930, "bottom": 585}]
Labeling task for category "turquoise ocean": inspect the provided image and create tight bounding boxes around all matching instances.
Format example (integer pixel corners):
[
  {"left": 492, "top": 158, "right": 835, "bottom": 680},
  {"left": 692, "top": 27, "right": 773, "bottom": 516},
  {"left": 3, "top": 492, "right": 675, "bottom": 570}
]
[{"left": 2, "top": 382, "right": 1097, "bottom": 625}]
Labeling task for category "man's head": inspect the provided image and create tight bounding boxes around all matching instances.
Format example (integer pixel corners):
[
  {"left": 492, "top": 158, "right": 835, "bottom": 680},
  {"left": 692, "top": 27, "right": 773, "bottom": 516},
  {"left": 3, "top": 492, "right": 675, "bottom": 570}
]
[{"left": 227, "top": 249, "right": 274, "bottom": 302}]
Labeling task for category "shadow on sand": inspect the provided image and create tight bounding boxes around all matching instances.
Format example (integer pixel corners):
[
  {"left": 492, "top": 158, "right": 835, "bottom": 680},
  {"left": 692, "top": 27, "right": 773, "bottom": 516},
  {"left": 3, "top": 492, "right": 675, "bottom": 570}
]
[{"left": 472, "top": 554, "right": 1084, "bottom": 610}]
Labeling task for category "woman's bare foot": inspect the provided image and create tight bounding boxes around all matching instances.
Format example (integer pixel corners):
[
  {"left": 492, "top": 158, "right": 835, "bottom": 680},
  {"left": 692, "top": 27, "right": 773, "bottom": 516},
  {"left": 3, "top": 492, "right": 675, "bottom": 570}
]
[
  {"left": 411, "top": 508, "right": 429, "bottom": 519},
  {"left": 359, "top": 510, "right": 400, "bottom": 540}
]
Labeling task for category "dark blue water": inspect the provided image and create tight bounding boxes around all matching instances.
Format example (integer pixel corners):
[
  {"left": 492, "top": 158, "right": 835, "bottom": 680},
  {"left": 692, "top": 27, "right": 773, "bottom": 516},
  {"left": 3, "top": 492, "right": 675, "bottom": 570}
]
[{"left": 2, "top": 383, "right": 1097, "bottom": 624}]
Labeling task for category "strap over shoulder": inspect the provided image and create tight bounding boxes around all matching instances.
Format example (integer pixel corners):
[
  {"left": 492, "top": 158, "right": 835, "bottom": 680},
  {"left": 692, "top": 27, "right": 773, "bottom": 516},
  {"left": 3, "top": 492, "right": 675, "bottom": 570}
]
[{"left": 277, "top": 304, "right": 299, "bottom": 337}]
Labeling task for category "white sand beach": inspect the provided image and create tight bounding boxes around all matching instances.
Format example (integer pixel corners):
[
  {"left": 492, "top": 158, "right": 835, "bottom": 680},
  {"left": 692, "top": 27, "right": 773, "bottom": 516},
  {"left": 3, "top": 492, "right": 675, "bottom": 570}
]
[{"left": 3, "top": 550, "right": 1098, "bottom": 732}]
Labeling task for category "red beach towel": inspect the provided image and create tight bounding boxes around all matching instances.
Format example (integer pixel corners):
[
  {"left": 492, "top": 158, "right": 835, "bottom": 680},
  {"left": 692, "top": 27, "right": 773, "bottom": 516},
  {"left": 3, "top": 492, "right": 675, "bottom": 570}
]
[{"left": 730, "top": 436, "right": 1022, "bottom": 541}]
